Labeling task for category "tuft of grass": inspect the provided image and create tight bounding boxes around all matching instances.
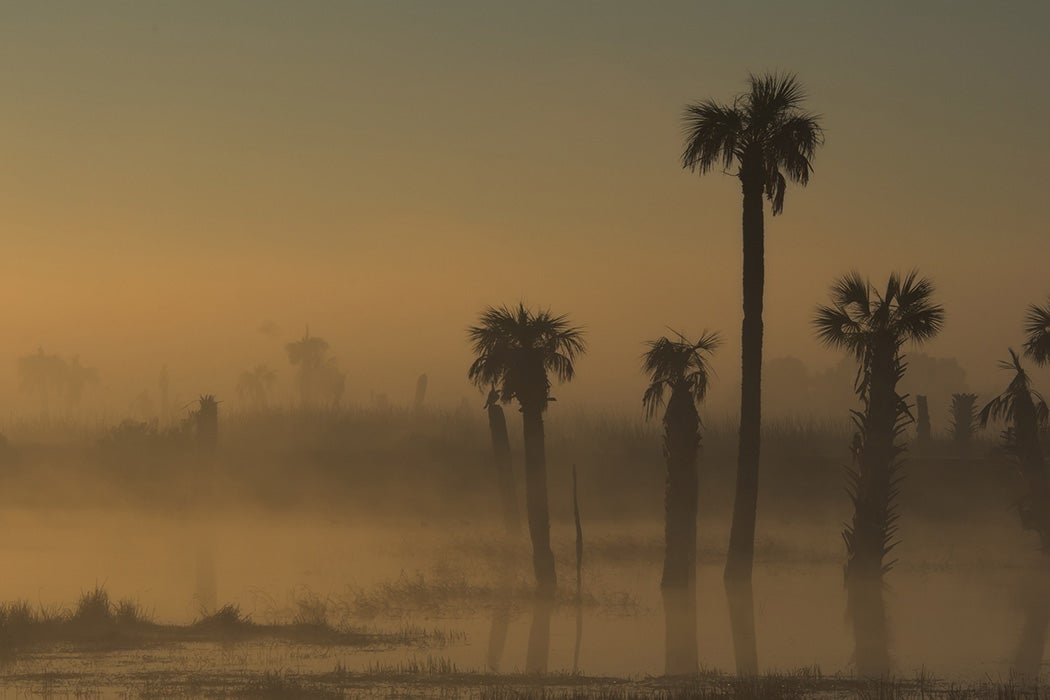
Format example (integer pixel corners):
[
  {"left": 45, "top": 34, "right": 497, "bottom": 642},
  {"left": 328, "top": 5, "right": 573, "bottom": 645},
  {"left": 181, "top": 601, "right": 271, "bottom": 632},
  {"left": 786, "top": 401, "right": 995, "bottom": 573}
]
[
  {"left": 114, "top": 597, "right": 152, "bottom": 626},
  {"left": 194, "top": 603, "right": 253, "bottom": 630},
  {"left": 71, "top": 585, "right": 114, "bottom": 627},
  {"left": 292, "top": 592, "right": 330, "bottom": 628}
]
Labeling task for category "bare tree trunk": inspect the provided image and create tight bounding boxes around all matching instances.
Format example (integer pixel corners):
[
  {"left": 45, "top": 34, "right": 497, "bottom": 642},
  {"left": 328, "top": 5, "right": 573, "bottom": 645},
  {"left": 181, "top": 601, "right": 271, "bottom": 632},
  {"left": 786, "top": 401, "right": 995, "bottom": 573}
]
[
  {"left": 915, "top": 395, "right": 930, "bottom": 443},
  {"left": 522, "top": 406, "right": 557, "bottom": 597},
  {"left": 194, "top": 395, "right": 219, "bottom": 613},
  {"left": 572, "top": 464, "right": 584, "bottom": 674},
  {"left": 487, "top": 396, "right": 520, "bottom": 535}
]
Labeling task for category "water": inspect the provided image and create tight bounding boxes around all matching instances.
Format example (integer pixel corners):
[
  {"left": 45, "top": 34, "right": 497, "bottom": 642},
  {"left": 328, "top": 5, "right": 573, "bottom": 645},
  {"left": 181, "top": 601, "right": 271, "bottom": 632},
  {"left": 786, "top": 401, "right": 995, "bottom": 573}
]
[{"left": 0, "top": 507, "right": 1042, "bottom": 683}]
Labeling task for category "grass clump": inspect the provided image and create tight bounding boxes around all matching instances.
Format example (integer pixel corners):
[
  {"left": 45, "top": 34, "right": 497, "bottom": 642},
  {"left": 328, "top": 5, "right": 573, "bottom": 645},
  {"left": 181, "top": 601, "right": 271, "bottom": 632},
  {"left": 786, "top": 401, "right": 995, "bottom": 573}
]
[{"left": 194, "top": 603, "right": 253, "bottom": 631}]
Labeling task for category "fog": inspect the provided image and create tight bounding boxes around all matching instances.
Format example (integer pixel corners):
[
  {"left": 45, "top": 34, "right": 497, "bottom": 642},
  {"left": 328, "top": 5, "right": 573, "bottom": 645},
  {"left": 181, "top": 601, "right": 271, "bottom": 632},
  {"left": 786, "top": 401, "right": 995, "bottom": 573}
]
[{"left": 2, "top": 2, "right": 1050, "bottom": 697}]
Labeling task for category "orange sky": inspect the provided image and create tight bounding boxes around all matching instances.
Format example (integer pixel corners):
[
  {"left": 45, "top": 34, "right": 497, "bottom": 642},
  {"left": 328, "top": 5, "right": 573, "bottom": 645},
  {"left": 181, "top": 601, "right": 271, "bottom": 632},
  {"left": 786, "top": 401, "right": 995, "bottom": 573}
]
[{"left": 2, "top": 2, "right": 1048, "bottom": 417}]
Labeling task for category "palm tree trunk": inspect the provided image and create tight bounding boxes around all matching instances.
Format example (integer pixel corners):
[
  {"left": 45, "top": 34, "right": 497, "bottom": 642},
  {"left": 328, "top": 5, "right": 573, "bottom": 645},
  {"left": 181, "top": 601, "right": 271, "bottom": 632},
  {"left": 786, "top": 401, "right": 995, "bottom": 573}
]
[
  {"left": 844, "top": 344, "right": 897, "bottom": 678},
  {"left": 487, "top": 402, "right": 520, "bottom": 535},
  {"left": 522, "top": 406, "right": 557, "bottom": 597},
  {"left": 662, "top": 387, "right": 700, "bottom": 589},
  {"left": 725, "top": 174, "right": 764, "bottom": 677},
  {"left": 847, "top": 344, "right": 898, "bottom": 582},
  {"left": 726, "top": 175, "right": 765, "bottom": 584}
]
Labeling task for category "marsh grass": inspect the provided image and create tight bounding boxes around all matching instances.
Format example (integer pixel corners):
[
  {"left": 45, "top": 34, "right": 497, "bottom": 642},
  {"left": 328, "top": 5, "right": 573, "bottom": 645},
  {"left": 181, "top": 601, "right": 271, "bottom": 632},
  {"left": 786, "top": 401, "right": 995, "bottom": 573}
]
[{"left": 0, "top": 586, "right": 421, "bottom": 652}]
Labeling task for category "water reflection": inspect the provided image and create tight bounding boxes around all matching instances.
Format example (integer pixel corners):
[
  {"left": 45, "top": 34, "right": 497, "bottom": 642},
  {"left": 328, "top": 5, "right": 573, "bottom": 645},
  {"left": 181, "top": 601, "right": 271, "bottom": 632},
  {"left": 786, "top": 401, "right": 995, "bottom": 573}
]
[
  {"left": 725, "top": 578, "right": 758, "bottom": 675},
  {"left": 525, "top": 598, "right": 554, "bottom": 673},
  {"left": 1012, "top": 567, "right": 1050, "bottom": 679},
  {"left": 662, "top": 582, "right": 698, "bottom": 675},
  {"left": 846, "top": 574, "right": 890, "bottom": 677}
]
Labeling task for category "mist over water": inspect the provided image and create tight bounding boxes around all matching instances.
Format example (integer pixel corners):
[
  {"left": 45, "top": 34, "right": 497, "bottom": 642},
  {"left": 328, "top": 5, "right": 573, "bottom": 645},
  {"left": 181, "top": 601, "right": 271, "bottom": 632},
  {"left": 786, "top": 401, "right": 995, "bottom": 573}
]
[{"left": 3, "top": 2, "right": 1050, "bottom": 697}]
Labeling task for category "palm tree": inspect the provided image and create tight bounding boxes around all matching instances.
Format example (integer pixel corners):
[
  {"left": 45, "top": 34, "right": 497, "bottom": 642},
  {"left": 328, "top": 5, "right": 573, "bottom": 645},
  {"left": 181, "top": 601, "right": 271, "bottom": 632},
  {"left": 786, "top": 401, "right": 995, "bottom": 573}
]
[
  {"left": 642, "top": 330, "right": 719, "bottom": 677},
  {"left": 814, "top": 271, "right": 944, "bottom": 581},
  {"left": 950, "top": 393, "right": 979, "bottom": 446},
  {"left": 642, "top": 331, "right": 720, "bottom": 589},
  {"left": 980, "top": 350, "right": 1050, "bottom": 549},
  {"left": 286, "top": 329, "right": 345, "bottom": 407},
  {"left": 1024, "top": 299, "right": 1050, "bottom": 366},
  {"left": 682, "top": 72, "right": 824, "bottom": 582},
  {"left": 814, "top": 271, "right": 943, "bottom": 677},
  {"left": 468, "top": 303, "right": 586, "bottom": 597}
]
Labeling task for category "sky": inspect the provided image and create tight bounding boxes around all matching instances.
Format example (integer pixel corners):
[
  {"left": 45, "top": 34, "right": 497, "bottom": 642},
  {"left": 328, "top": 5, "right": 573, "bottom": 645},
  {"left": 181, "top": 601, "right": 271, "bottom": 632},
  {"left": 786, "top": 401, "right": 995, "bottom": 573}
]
[{"left": 1, "top": 1, "right": 1048, "bottom": 417}]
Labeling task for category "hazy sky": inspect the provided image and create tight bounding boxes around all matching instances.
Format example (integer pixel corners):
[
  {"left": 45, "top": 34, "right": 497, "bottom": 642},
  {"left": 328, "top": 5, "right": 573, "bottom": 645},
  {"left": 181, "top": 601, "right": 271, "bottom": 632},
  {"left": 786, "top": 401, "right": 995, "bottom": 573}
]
[{"left": 2, "top": 1, "right": 1048, "bottom": 415}]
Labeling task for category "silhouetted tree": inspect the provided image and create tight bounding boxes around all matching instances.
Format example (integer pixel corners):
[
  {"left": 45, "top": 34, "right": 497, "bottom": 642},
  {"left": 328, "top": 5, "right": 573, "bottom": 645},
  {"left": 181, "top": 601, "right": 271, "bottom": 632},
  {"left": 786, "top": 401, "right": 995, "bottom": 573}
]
[
  {"left": 236, "top": 365, "right": 277, "bottom": 409},
  {"left": 468, "top": 304, "right": 586, "bottom": 597},
  {"left": 980, "top": 351, "right": 1050, "bottom": 550},
  {"left": 195, "top": 394, "right": 219, "bottom": 453},
  {"left": 814, "top": 271, "right": 944, "bottom": 676},
  {"left": 484, "top": 388, "right": 519, "bottom": 535},
  {"left": 642, "top": 331, "right": 720, "bottom": 589},
  {"left": 285, "top": 330, "right": 345, "bottom": 407},
  {"left": 413, "top": 373, "right": 428, "bottom": 412},
  {"left": 1023, "top": 299, "right": 1050, "bottom": 366},
  {"left": 681, "top": 73, "right": 824, "bottom": 584},
  {"left": 950, "top": 393, "right": 979, "bottom": 445},
  {"left": 642, "top": 331, "right": 718, "bottom": 675}
]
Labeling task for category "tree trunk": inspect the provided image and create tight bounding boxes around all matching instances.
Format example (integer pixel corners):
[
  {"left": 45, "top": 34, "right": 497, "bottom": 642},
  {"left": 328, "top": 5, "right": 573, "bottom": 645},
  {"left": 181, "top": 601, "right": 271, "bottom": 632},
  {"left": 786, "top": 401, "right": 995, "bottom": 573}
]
[
  {"left": 846, "top": 342, "right": 898, "bottom": 582},
  {"left": 725, "top": 174, "right": 765, "bottom": 584},
  {"left": 487, "top": 400, "right": 520, "bottom": 535},
  {"left": 662, "top": 386, "right": 700, "bottom": 589},
  {"left": 915, "top": 395, "right": 930, "bottom": 443},
  {"left": 522, "top": 406, "right": 557, "bottom": 597},
  {"left": 843, "top": 342, "right": 898, "bottom": 678}
]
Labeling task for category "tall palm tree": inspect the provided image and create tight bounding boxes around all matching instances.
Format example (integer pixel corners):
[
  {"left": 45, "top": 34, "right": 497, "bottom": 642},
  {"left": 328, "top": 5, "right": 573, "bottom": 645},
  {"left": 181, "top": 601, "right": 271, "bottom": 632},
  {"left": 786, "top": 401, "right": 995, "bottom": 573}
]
[
  {"left": 1024, "top": 298, "right": 1050, "bottom": 366},
  {"left": 980, "top": 350, "right": 1050, "bottom": 549},
  {"left": 642, "top": 331, "right": 720, "bottom": 589},
  {"left": 814, "top": 271, "right": 943, "bottom": 678},
  {"left": 814, "top": 271, "right": 944, "bottom": 581},
  {"left": 468, "top": 303, "right": 586, "bottom": 597},
  {"left": 682, "top": 72, "right": 824, "bottom": 582},
  {"left": 642, "top": 330, "right": 719, "bottom": 677}
]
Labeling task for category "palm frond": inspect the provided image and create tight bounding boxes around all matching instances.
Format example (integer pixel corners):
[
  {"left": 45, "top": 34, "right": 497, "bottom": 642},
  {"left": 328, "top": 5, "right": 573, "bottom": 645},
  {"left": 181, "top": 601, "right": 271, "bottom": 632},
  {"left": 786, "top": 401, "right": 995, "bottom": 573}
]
[{"left": 1023, "top": 299, "right": 1050, "bottom": 367}]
